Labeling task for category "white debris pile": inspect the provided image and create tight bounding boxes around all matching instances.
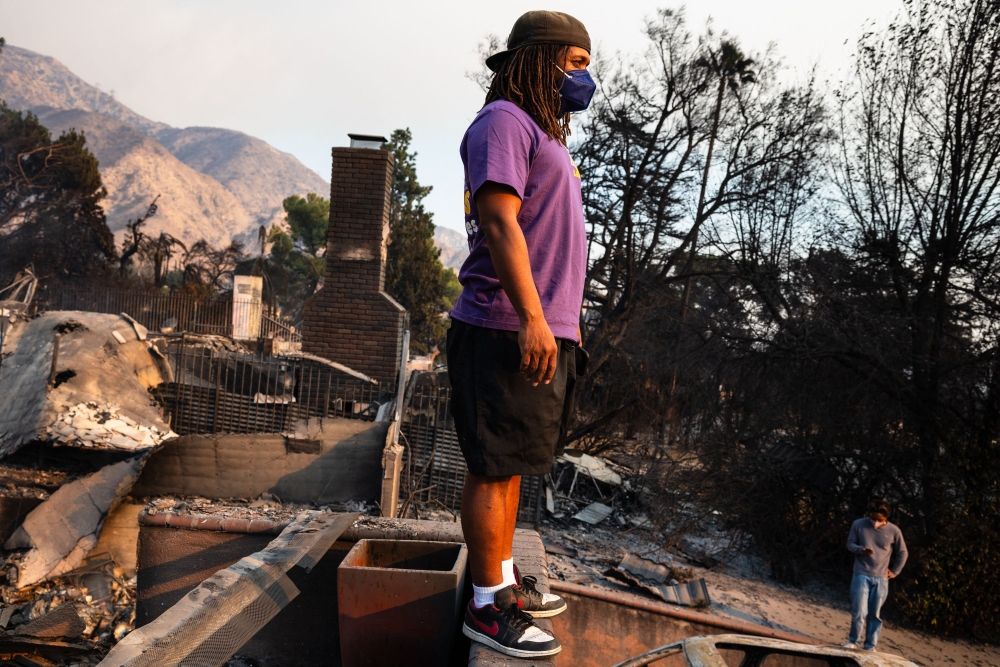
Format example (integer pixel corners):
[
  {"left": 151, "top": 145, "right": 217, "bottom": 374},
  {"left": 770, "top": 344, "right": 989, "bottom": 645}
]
[{"left": 43, "top": 403, "right": 177, "bottom": 451}]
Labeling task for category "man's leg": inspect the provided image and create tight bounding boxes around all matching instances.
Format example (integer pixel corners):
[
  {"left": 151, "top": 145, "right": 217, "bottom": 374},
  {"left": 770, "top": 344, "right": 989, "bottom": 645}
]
[
  {"left": 864, "top": 576, "right": 889, "bottom": 650},
  {"left": 497, "top": 475, "right": 521, "bottom": 586},
  {"left": 503, "top": 476, "right": 521, "bottom": 560},
  {"left": 461, "top": 472, "right": 560, "bottom": 658},
  {"left": 848, "top": 573, "right": 867, "bottom": 645},
  {"left": 462, "top": 473, "right": 511, "bottom": 588}
]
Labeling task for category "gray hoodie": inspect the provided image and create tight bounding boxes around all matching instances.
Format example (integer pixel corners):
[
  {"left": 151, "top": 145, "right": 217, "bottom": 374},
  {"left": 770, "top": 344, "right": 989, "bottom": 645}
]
[{"left": 847, "top": 518, "right": 908, "bottom": 578}]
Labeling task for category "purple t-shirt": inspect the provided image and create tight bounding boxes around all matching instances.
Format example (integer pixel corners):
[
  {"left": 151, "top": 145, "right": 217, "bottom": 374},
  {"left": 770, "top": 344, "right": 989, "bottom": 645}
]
[{"left": 451, "top": 100, "right": 586, "bottom": 341}]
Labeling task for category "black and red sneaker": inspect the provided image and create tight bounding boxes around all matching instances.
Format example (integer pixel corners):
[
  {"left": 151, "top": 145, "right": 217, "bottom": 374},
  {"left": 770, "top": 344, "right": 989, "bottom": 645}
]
[
  {"left": 512, "top": 565, "right": 567, "bottom": 618},
  {"left": 462, "top": 586, "right": 562, "bottom": 658}
]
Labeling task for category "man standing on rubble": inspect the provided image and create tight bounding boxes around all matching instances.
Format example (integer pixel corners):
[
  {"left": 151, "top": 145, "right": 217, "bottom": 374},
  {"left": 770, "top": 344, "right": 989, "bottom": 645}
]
[
  {"left": 446, "top": 10, "right": 593, "bottom": 659},
  {"left": 844, "top": 502, "right": 908, "bottom": 652}
]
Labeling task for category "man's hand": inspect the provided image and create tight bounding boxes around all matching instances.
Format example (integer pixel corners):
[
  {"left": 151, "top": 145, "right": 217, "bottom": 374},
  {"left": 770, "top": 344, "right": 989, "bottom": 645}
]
[
  {"left": 887, "top": 570, "right": 896, "bottom": 579},
  {"left": 519, "top": 316, "right": 558, "bottom": 386},
  {"left": 862, "top": 547, "right": 874, "bottom": 556}
]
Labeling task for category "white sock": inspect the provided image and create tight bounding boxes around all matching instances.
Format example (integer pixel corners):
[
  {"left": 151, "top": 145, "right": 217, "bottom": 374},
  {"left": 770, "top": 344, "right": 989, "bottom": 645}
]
[
  {"left": 501, "top": 558, "right": 516, "bottom": 587},
  {"left": 472, "top": 582, "right": 507, "bottom": 609}
]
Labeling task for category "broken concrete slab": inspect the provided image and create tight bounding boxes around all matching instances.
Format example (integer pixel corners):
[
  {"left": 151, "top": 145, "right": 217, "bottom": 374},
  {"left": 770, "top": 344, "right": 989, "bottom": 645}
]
[
  {"left": 4, "top": 457, "right": 145, "bottom": 588},
  {"left": 0, "top": 311, "right": 176, "bottom": 458}
]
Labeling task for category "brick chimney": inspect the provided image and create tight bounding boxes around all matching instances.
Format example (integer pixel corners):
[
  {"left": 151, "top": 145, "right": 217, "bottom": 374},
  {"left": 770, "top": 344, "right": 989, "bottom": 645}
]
[{"left": 301, "top": 144, "right": 406, "bottom": 384}]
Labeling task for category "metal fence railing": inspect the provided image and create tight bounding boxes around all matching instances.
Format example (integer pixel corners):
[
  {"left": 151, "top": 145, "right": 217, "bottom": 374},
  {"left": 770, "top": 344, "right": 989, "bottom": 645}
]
[
  {"left": 154, "top": 345, "right": 392, "bottom": 436},
  {"left": 37, "top": 287, "right": 300, "bottom": 342},
  {"left": 398, "top": 379, "right": 543, "bottom": 525}
]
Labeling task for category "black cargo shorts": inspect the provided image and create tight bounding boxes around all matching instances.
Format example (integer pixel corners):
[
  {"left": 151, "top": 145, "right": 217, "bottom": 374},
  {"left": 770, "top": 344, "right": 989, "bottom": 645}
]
[{"left": 446, "top": 319, "right": 579, "bottom": 477}]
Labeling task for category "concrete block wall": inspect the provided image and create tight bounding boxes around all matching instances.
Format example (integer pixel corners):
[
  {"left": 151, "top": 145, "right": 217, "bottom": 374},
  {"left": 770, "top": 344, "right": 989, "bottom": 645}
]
[{"left": 302, "top": 147, "right": 407, "bottom": 384}]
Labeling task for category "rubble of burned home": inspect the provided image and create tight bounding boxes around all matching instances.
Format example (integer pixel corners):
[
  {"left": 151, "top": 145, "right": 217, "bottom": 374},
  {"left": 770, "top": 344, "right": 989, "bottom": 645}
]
[{"left": 0, "top": 144, "right": 852, "bottom": 667}]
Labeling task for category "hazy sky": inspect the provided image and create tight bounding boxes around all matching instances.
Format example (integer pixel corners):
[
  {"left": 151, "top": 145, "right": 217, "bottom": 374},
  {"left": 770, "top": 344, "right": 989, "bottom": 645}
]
[{"left": 2, "top": 0, "right": 902, "bottom": 234}]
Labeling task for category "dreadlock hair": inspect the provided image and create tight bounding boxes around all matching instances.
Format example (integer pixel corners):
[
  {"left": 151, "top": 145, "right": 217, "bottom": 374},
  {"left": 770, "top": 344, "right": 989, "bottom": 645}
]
[{"left": 485, "top": 43, "right": 571, "bottom": 144}]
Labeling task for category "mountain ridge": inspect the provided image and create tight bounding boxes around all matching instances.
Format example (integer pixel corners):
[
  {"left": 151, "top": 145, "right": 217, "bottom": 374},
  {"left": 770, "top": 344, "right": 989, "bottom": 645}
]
[
  {"left": 0, "top": 43, "right": 461, "bottom": 266},
  {"left": 434, "top": 226, "right": 469, "bottom": 273},
  {"left": 0, "top": 44, "right": 327, "bottom": 246}
]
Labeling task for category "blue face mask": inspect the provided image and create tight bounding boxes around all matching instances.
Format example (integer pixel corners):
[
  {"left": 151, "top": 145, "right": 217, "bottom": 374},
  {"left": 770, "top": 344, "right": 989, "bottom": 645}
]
[{"left": 555, "top": 65, "right": 596, "bottom": 113}]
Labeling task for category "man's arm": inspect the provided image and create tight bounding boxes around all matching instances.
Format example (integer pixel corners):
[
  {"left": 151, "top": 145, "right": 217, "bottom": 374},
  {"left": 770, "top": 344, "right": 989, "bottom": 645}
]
[
  {"left": 476, "top": 181, "right": 558, "bottom": 386},
  {"left": 889, "top": 529, "right": 909, "bottom": 577},
  {"left": 846, "top": 522, "right": 868, "bottom": 555}
]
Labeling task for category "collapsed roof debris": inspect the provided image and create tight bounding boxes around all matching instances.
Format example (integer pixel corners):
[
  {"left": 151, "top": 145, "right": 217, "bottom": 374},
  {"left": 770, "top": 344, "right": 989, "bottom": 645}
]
[
  {"left": 274, "top": 350, "right": 376, "bottom": 384},
  {"left": 573, "top": 501, "right": 614, "bottom": 525},
  {"left": 545, "top": 448, "right": 635, "bottom": 525},
  {"left": 5, "top": 457, "right": 145, "bottom": 588},
  {"left": 0, "top": 310, "right": 178, "bottom": 596},
  {"left": 0, "top": 311, "right": 177, "bottom": 458}
]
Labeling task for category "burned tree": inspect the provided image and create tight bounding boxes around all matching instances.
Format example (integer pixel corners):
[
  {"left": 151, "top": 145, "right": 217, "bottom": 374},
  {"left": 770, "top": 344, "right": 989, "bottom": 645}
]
[
  {"left": 574, "top": 10, "right": 828, "bottom": 440},
  {"left": 0, "top": 104, "right": 116, "bottom": 283},
  {"left": 683, "top": 0, "right": 1000, "bottom": 638}
]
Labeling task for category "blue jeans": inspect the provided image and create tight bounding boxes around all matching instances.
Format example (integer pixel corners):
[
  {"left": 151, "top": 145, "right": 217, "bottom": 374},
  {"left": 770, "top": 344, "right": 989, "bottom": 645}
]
[{"left": 849, "top": 573, "right": 889, "bottom": 649}]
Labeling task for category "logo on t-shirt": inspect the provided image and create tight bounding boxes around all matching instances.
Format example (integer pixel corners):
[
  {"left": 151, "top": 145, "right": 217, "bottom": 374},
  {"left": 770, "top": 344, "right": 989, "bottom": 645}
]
[
  {"left": 464, "top": 189, "right": 472, "bottom": 215},
  {"left": 466, "top": 219, "right": 479, "bottom": 237},
  {"left": 567, "top": 147, "right": 580, "bottom": 178}
]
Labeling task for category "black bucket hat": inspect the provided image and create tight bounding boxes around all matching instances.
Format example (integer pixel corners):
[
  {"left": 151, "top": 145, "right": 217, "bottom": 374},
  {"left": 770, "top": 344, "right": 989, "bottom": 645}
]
[{"left": 486, "top": 10, "right": 591, "bottom": 72}]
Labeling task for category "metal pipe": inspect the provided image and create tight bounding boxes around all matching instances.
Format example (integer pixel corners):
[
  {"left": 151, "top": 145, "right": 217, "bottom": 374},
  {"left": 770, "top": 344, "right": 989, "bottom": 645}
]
[
  {"left": 547, "top": 581, "right": 823, "bottom": 645},
  {"left": 393, "top": 330, "right": 410, "bottom": 445},
  {"left": 138, "top": 510, "right": 286, "bottom": 534}
]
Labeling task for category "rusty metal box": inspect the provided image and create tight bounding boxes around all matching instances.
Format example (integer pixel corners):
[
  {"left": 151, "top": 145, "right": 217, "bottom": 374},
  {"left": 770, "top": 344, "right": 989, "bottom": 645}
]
[{"left": 338, "top": 539, "right": 467, "bottom": 667}]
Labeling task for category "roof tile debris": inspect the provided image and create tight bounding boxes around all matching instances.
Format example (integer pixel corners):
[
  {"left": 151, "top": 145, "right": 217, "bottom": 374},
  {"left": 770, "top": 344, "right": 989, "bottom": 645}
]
[
  {"left": 612, "top": 553, "right": 711, "bottom": 607},
  {"left": 44, "top": 402, "right": 175, "bottom": 451}
]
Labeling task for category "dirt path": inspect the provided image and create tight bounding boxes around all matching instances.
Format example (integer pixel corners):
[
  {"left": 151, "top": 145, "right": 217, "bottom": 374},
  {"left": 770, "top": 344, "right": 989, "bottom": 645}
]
[
  {"left": 700, "top": 567, "right": 1000, "bottom": 667},
  {"left": 534, "top": 521, "right": 998, "bottom": 667}
]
